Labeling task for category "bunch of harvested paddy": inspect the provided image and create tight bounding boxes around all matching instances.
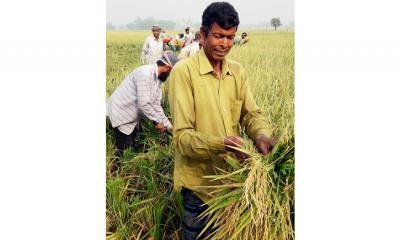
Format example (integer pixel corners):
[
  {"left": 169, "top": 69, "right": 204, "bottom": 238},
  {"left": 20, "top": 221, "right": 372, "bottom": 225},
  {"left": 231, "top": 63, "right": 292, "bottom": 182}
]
[{"left": 199, "top": 140, "right": 294, "bottom": 240}]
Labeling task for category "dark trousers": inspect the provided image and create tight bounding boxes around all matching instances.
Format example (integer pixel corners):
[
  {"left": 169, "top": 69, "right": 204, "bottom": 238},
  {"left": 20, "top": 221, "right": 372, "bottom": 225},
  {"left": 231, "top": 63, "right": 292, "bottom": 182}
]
[
  {"left": 181, "top": 188, "right": 214, "bottom": 240},
  {"left": 113, "top": 124, "right": 141, "bottom": 156}
]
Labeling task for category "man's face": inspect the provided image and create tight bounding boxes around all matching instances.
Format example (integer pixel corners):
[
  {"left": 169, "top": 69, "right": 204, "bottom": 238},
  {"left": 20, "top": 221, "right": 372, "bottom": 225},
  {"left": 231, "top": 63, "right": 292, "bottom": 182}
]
[
  {"left": 159, "top": 66, "right": 172, "bottom": 82},
  {"left": 201, "top": 23, "right": 236, "bottom": 62},
  {"left": 152, "top": 28, "right": 161, "bottom": 39}
]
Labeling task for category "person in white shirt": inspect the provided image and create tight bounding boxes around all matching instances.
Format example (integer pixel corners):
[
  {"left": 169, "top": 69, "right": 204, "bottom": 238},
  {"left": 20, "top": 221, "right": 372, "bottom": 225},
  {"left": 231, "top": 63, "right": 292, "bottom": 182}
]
[
  {"left": 234, "top": 32, "right": 249, "bottom": 46},
  {"left": 178, "top": 31, "right": 201, "bottom": 59},
  {"left": 107, "top": 51, "right": 179, "bottom": 155},
  {"left": 140, "top": 24, "right": 164, "bottom": 64},
  {"left": 183, "top": 27, "right": 195, "bottom": 47}
]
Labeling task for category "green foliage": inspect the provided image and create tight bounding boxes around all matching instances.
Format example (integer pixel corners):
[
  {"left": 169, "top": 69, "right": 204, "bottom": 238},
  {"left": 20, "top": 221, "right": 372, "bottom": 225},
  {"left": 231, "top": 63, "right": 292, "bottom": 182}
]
[{"left": 106, "top": 122, "right": 182, "bottom": 239}]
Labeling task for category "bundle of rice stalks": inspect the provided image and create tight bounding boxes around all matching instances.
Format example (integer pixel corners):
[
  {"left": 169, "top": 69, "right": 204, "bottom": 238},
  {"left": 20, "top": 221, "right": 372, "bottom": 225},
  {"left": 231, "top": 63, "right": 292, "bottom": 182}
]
[{"left": 200, "top": 139, "right": 294, "bottom": 240}]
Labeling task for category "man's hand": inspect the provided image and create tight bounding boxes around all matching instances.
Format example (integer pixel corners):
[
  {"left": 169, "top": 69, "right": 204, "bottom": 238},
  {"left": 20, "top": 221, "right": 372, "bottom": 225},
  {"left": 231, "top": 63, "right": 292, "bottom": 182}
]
[
  {"left": 224, "top": 136, "right": 250, "bottom": 162},
  {"left": 154, "top": 122, "right": 165, "bottom": 133},
  {"left": 255, "top": 134, "right": 277, "bottom": 156}
]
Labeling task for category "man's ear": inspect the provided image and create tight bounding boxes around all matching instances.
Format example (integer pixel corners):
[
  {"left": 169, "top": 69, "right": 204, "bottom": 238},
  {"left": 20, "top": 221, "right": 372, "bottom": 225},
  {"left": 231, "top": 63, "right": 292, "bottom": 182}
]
[
  {"left": 163, "top": 65, "right": 172, "bottom": 72},
  {"left": 200, "top": 26, "right": 206, "bottom": 38},
  {"left": 199, "top": 27, "right": 206, "bottom": 47}
]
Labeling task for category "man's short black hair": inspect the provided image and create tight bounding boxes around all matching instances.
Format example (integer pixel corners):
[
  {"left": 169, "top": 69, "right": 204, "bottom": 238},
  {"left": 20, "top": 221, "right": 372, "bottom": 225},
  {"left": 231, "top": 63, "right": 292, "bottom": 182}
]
[{"left": 201, "top": 2, "right": 239, "bottom": 36}]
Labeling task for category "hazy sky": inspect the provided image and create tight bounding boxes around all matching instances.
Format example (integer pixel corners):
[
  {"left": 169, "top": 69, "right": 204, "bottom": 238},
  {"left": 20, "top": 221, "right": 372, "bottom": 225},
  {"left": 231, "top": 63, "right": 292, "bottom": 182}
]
[{"left": 107, "top": 0, "right": 294, "bottom": 26}]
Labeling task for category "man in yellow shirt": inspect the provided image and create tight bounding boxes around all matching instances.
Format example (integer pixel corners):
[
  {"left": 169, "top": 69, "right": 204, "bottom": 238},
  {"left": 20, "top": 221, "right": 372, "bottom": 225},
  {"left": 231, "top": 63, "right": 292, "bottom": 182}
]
[{"left": 168, "top": 2, "right": 276, "bottom": 239}]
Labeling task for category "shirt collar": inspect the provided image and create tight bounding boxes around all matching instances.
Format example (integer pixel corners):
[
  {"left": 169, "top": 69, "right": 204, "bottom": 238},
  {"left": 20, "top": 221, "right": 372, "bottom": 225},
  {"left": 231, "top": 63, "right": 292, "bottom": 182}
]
[
  {"left": 152, "top": 36, "right": 161, "bottom": 42},
  {"left": 198, "top": 48, "right": 232, "bottom": 76}
]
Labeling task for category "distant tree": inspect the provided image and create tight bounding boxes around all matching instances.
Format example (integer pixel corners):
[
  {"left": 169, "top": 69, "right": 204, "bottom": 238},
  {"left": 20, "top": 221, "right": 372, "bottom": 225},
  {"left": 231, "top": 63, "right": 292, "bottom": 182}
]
[
  {"left": 106, "top": 22, "right": 116, "bottom": 30},
  {"left": 159, "top": 20, "right": 176, "bottom": 30},
  {"left": 270, "top": 18, "right": 282, "bottom": 30}
]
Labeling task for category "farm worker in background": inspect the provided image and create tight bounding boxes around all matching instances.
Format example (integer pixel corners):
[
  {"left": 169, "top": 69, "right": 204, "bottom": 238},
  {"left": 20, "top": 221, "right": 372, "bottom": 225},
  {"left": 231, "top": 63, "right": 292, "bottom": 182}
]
[
  {"left": 140, "top": 24, "right": 163, "bottom": 64},
  {"left": 170, "top": 33, "right": 185, "bottom": 51},
  {"left": 161, "top": 31, "right": 176, "bottom": 52},
  {"left": 178, "top": 31, "right": 202, "bottom": 59},
  {"left": 160, "top": 29, "right": 167, "bottom": 39},
  {"left": 234, "top": 32, "right": 249, "bottom": 45},
  {"left": 183, "top": 27, "right": 195, "bottom": 46},
  {"left": 168, "top": 2, "right": 276, "bottom": 239},
  {"left": 107, "top": 51, "right": 179, "bottom": 156}
]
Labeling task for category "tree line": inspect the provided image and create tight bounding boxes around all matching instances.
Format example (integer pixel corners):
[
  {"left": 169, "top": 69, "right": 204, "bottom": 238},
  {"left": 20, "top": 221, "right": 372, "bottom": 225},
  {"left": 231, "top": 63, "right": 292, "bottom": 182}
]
[
  {"left": 107, "top": 17, "right": 201, "bottom": 31},
  {"left": 107, "top": 17, "right": 291, "bottom": 31}
]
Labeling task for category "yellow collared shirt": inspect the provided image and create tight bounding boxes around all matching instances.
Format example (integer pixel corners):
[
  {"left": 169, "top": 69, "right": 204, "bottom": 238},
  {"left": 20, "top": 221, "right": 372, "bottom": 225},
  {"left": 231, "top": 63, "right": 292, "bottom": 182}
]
[{"left": 168, "top": 48, "right": 272, "bottom": 202}]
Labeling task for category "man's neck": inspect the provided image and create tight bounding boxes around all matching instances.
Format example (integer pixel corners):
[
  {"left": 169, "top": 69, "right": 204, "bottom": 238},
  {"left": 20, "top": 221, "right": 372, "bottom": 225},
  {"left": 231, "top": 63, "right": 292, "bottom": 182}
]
[{"left": 208, "top": 57, "right": 222, "bottom": 78}]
